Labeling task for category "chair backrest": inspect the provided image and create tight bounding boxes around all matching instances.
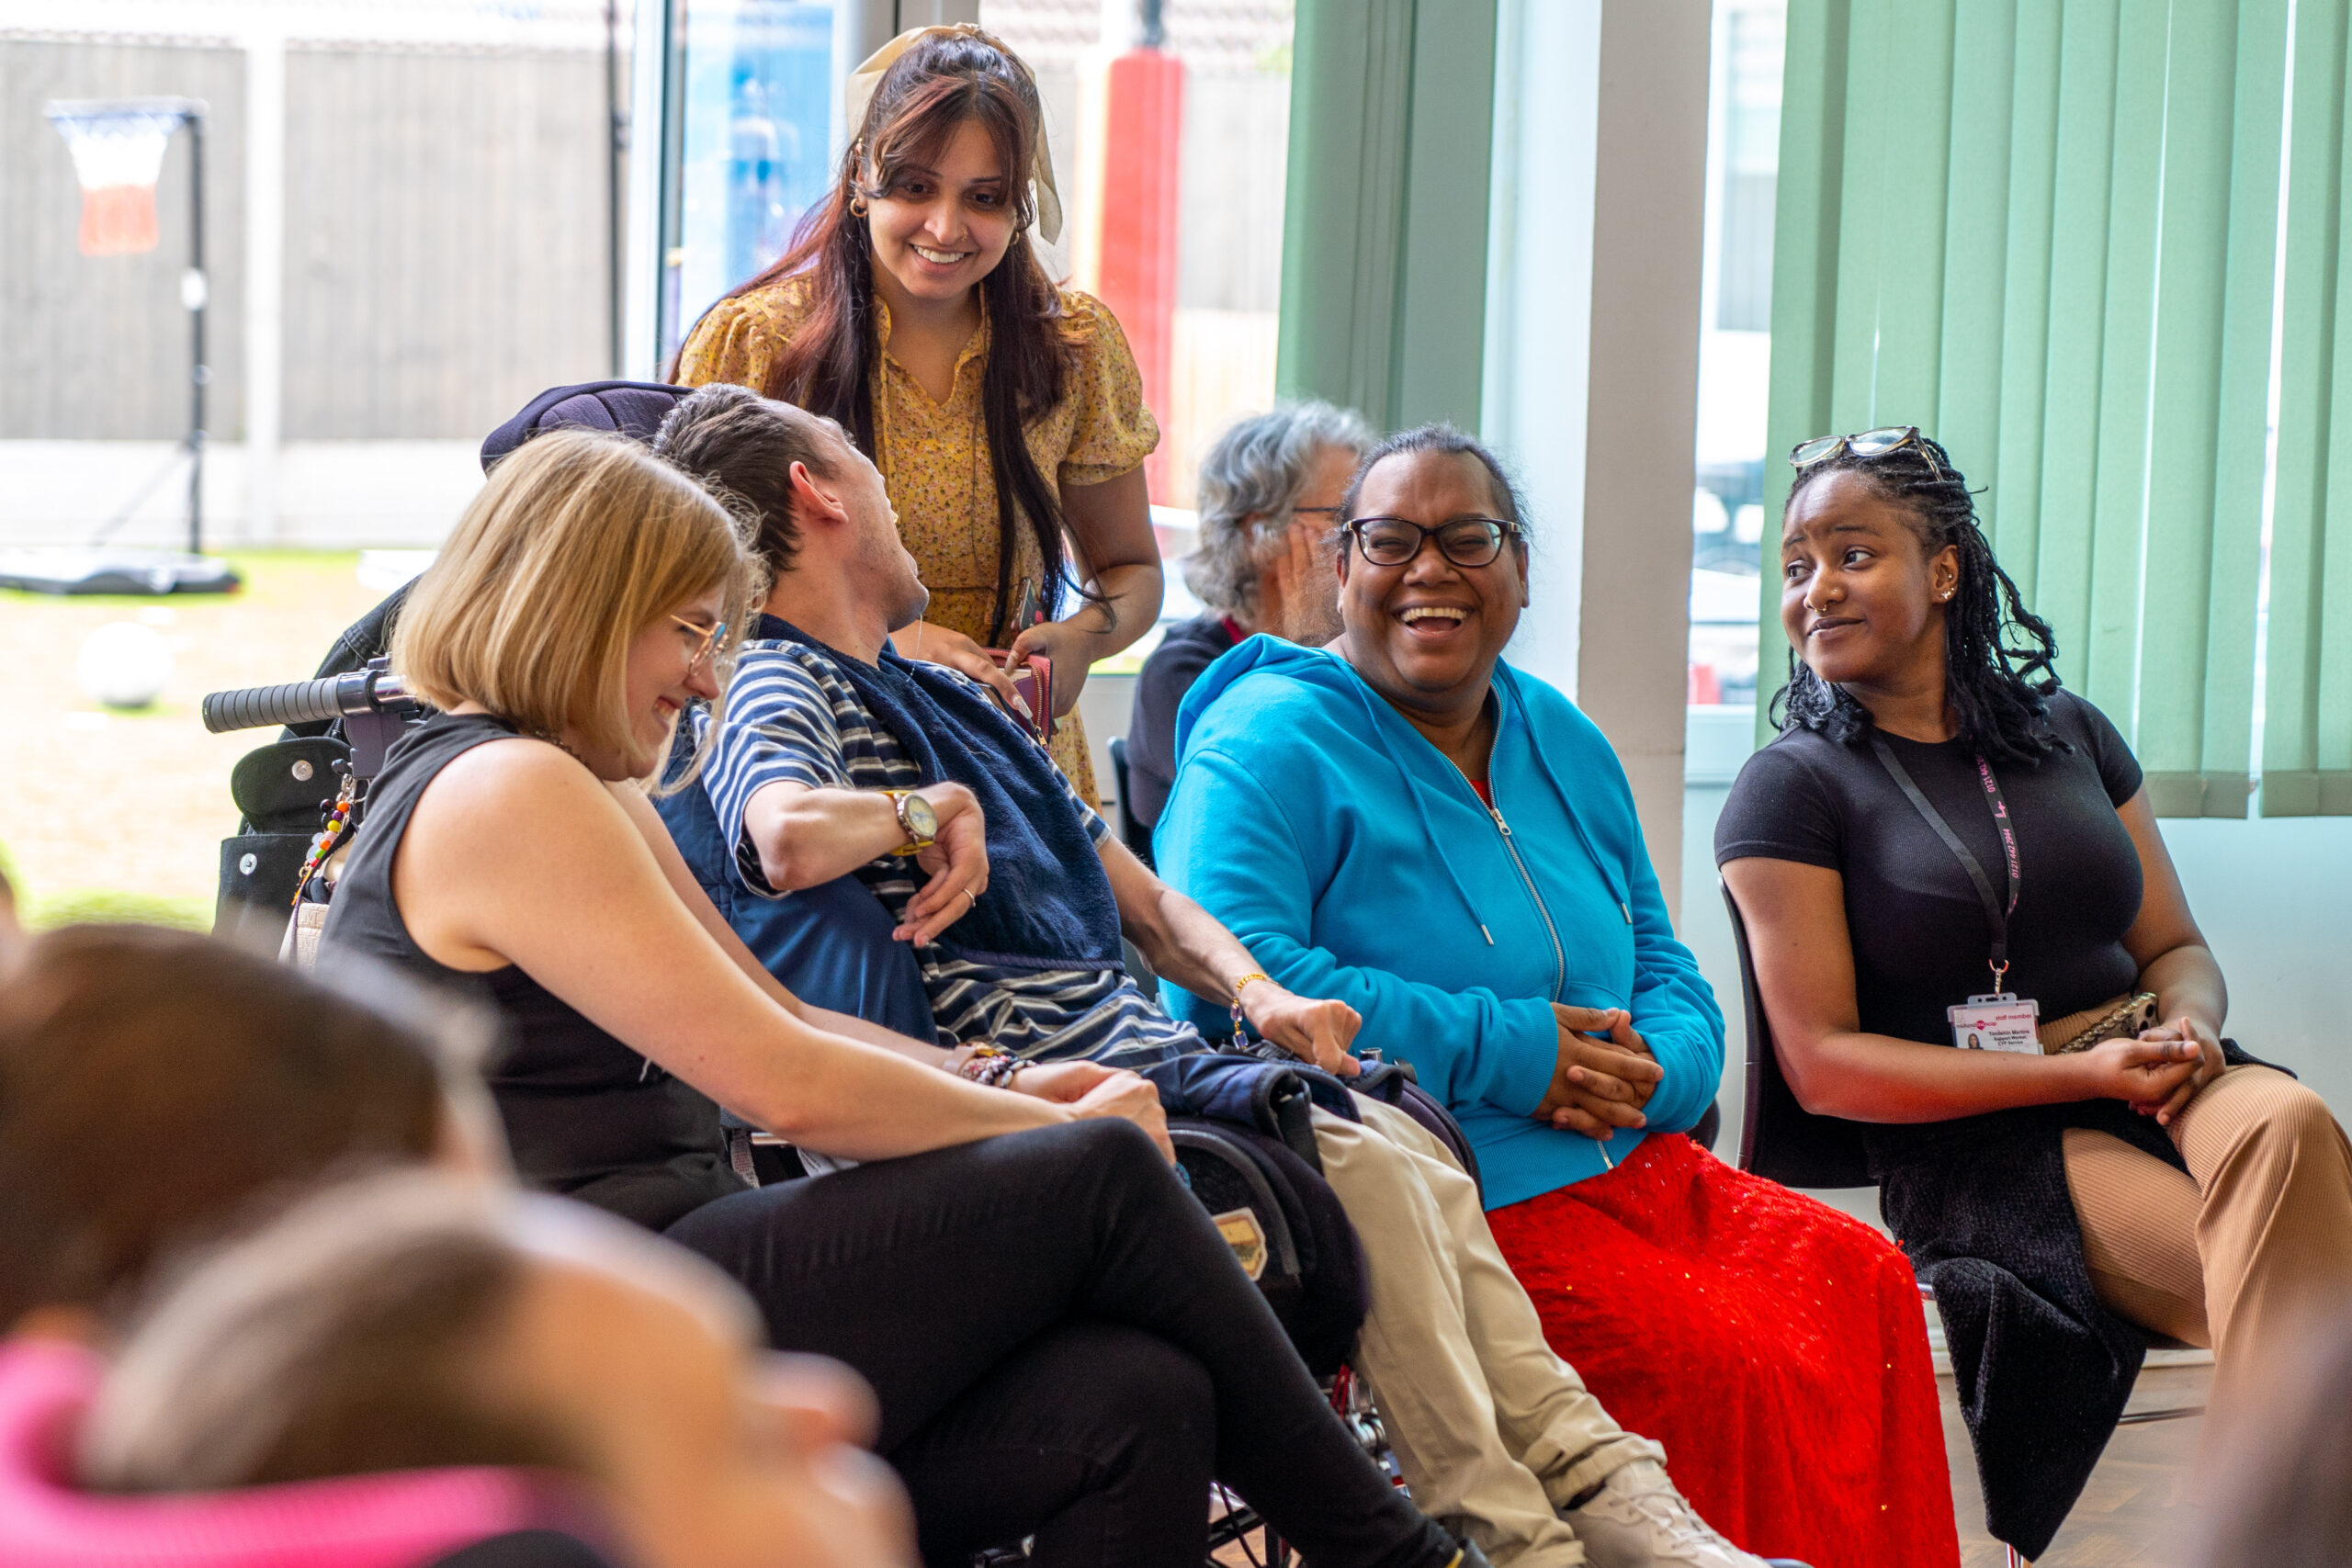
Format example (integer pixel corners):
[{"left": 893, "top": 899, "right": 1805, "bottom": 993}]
[
  {"left": 1721, "top": 878, "right": 1874, "bottom": 1189},
  {"left": 0, "top": 1340, "right": 604, "bottom": 1568},
  {"left": 1105, "top": 735, "right": 1155, "bottom": 867}
]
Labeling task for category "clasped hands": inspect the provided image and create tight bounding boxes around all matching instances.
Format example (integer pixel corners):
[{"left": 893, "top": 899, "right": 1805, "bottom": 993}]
[
  {"left": 1534, "top": 1004, "right": 1664, "bottom": 1142},
  {"left": 2091, "top": 1013, "right": 2224, "bottom": 1127}
]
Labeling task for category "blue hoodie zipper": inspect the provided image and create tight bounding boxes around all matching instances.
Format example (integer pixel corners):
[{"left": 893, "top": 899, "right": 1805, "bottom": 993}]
[{"left": 1475, "top": 784, "right": 1566, "bottom": 1004}]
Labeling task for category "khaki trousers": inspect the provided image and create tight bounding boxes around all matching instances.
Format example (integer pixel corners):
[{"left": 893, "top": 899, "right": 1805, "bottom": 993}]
[
  {"left": 2061, "top": 1065, "right": 2352, "bottom": 1416},
  {"left": 1312, "top": 1096, "right": 1664, "bottom": 1568}
]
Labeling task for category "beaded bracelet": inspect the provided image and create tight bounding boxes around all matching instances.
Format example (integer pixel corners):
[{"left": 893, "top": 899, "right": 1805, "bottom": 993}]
[{"left": 954, "top": 1044, "right": 1026, "bottom": 1089}]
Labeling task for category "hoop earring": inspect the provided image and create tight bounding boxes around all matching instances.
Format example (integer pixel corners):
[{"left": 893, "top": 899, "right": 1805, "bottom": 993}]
[{"left": 850, "top": 195, "right": 870, "bottom": 218}]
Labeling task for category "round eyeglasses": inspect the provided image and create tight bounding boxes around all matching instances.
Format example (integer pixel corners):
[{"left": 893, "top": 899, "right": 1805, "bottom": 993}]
[
  {"left": 1343, "top": 516, "right": 1521, "bottom": 569},
  {"left": 670, "top": 614, "right": 729, "bottom": 672}
]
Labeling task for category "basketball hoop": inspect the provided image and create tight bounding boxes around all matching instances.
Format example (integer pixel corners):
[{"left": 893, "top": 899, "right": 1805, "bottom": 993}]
[{"left": 45, "top": 97, "right": 202, "bottom": 256}]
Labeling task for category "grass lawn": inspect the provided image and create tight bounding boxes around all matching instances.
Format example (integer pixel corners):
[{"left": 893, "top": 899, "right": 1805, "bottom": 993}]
[{"left": 0, "top": 551, "right": 386, "bottom": 931}]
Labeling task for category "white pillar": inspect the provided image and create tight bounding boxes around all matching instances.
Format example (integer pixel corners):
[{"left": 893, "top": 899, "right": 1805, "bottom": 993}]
[
  {"left": 1484, "top": 0, "right": 1601, "bottom": 705},
  {"left": 242, "top": 27, "right": 285, "bottom": 542},
  {"left": 1485, "top": 0, "right": 1707, "bottom": 916},
  {"left": 1577, "top": 0, "right": 1709, "bottom": 911}
]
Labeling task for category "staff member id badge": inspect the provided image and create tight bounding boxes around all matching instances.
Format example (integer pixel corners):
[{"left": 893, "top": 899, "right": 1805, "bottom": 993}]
[
  {"left": 1948, "top": 993, "right": 2041, "bottom": 1054},
  {"left": 1871, "top": 738, "right": 2044, "bottom": 1056}
]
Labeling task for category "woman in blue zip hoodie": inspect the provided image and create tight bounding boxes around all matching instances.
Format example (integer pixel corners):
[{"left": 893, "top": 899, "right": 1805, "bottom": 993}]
[{"left": 1155, "top": 427, "right": 1956, "bottom": 1568}]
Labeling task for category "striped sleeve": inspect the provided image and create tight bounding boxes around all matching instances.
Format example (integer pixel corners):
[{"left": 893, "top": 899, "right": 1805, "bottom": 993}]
[{"left": 702, "top": 647, "right": 853, "bottom": 897}]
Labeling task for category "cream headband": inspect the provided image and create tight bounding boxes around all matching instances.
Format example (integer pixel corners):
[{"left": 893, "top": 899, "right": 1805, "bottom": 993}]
[{"left": 844, "top": 22, "right": 1064, "bottom": 245}]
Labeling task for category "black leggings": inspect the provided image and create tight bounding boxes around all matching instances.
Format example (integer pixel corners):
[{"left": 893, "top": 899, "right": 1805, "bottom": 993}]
[{"left": 665, "top": 1119, "right": 1445, "bottom": 1568}]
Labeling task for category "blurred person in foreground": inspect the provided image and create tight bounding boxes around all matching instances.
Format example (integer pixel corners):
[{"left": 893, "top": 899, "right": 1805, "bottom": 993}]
[
  {"left": 1124, "top": 402, "right": 1372, "bottom": 837},
  {"left": 0, "top": 860, "right": 21, "bottom": 968},
  {"left": 81, "top": 1170, "right": 913, "bottom": 1568},
  {"left": 0, "top": 923, "right": 498, "bottom": 1342},
  {"left": 2192, "top": 1312, "right": 2352, "bottom": 1568}
]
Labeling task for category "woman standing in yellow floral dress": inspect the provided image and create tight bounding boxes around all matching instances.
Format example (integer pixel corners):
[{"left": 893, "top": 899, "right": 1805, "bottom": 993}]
[{"left": 674, "top": 24, "right": 1160, "bottom": 800}]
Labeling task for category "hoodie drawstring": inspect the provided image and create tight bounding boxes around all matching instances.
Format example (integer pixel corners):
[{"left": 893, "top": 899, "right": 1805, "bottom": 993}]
[
  {"left": 1343, "top": 676, "right": 1498, "bottom": 944},
  {"left": 1499, "top": 667, "right": 1632, "bottom": 919}
]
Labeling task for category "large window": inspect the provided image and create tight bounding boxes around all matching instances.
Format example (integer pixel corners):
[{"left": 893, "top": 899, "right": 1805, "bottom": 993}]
[
  {"left": 656, "top": 0, "right": 840, "bottom": 369},
  {"left": 1689, "top": 0, "right": 1782, "bottom": 721}
]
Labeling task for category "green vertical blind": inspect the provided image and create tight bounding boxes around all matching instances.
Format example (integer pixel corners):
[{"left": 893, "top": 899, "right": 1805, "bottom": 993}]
[
  {"left": 1762, "top": 0, "right": 2345, "bottom": 818},
  {"left": 1275, "top": 0, "right": 1499, "bottom": 430}
]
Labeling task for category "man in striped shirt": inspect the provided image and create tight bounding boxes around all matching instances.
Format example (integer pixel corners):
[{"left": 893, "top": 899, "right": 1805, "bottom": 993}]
[{"left": 646, "top": 385, "right": 1804, "bottom": 1568}]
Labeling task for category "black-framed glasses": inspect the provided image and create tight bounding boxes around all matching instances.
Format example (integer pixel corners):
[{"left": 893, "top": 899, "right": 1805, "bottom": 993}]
[
  {"left": 1787, "top": 424, "right": 1945, "bottom": 479},
  {"left": 1343, "top": 515, "right": 1521, "bottom": 569},
  {"left": 670, "top": 614, "right": 729, "bottom": 671}
]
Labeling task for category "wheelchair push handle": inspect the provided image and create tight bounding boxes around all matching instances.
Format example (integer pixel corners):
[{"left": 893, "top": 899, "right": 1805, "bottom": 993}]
[{"left": 201, "top": 668, "right": 414, "bottom": 735}]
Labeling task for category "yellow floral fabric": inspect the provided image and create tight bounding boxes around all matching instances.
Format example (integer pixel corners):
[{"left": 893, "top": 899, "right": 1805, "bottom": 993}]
[{"left": 676, "top": 284, "right": 1158, "bottom": 802}]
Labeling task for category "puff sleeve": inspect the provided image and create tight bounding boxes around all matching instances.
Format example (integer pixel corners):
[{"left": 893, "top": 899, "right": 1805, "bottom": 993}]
[
  {"left": 675, "top": 291, "right": 789, "bottom": 391},
  {"left": 1054, "top": 289, "right": 1160, "bottom": 488}
]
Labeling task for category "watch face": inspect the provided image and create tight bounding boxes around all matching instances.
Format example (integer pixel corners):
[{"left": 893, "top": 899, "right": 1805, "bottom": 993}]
[{"left": 900, "top": 792, "right": 938, "bottom": 840}]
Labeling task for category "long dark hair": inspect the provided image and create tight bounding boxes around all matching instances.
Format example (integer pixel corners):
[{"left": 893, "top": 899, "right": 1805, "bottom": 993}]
[
  {"left": 691, "top": 29, "right": 1076, "bottom": 642},
  {"left": 1773, "top": 434, "right": 2066, "bottom": 763}
]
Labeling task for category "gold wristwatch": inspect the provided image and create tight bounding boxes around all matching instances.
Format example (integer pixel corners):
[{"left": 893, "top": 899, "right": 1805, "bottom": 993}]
[{"left": 882, "top": 789, "right": 938, "bottom": 856}]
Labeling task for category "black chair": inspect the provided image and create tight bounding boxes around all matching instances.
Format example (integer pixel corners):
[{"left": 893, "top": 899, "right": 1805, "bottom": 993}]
[
  {"left": 1719, "top": 880, "right": 1873, "bottom": 1187},
  {"left": 1105, "top": 734, "right": 1156, "bottom": 868}
]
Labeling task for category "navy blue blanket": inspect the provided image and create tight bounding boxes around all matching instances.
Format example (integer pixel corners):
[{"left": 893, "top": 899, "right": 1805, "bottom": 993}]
[{"left": 758, "top": 615, "right": 1121, "bottom": 973}]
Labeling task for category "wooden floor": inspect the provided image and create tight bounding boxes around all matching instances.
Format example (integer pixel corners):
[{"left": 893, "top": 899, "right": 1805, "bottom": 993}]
[{"left": 1944, "top": 1361, "right": 2213, "bottom": 1568}]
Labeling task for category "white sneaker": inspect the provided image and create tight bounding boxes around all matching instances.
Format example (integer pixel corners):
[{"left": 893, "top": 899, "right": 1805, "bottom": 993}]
[{"left": 1563, "top": 1461, "right": 1806, "bottom": 1568}]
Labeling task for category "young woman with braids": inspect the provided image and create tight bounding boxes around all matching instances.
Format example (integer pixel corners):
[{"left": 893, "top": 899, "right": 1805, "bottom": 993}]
[
  {"left": 1718, "top": 428, "right": 2352, "bottom": 1554},
  {"left": 673, "top": 24, "right": 1159, "bottom": 801}
]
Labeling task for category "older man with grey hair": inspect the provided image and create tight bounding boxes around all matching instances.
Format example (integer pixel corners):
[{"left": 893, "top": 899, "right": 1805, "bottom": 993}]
[{"left": 1125, "top": 401, "right": 1374, "bottom": 836}]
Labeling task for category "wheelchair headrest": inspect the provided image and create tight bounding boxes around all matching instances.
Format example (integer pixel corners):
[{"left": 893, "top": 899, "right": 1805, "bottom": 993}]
[
  {"left": 480, "top": 380, "right": 692, "bottom": 473},
  {"left": 0, "top": 1339, "right": 591, "bottom": 1568}
]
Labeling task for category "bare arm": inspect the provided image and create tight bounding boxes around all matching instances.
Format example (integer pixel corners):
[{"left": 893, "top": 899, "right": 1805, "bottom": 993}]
[
  {"left": 740, "top": 780, "right": 989, "bottom": 947},
  {"left": 2113, "top": 787, "right": 2231, "bottom": 1122},
  {"left": 1101, "top": 836, "right": 1361, "bottom": 1076},
  {"left": 394, "top": 739, "right": 1080, "bottom": 1159},
  {"left": 1006, "top": 468, "right": 1164, "bottom": 716},
  {"left": 1720, "top": 854, "right": 2199, "bottom": 1122}
]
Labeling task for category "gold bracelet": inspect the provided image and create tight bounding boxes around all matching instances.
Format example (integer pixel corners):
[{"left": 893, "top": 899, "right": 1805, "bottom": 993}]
[{"left": 1230, "top": 973, "right": 1270, "bottom": 1003}]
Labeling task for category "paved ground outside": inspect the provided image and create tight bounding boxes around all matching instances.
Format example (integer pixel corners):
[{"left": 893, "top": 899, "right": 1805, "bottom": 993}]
[{"left": 0, "top": 552, "right": 382, "bottom": 930}]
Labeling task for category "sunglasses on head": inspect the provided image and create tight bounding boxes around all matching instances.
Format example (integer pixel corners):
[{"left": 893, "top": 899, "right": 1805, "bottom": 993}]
[{"left": 1787, "top": 425, "right": 1945, "bottom": 480}]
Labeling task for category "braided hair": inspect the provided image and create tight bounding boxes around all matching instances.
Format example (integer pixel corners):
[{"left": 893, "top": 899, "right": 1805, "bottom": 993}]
[{"left": 1773, "top": 434, "right": 2067, "bottom": 764}]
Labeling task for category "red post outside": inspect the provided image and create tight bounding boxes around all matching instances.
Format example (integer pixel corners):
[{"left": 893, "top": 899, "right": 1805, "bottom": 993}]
[{"left": 1091, "top": 47, "right": 1184, "bottom": 501}]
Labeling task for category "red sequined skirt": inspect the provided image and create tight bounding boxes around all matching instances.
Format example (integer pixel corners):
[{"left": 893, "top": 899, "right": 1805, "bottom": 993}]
[{"left": 1487, "top": 1134, "right": 1958, "bottom": 1568}]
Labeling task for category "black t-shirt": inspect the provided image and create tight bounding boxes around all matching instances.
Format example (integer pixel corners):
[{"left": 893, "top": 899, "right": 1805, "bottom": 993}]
[
  {"left": 1713, "top": 690, "right": 2146, "bottom": 1045},
  {"left": 1125, "top": 613, "right": 1238, "bottom": 830}
]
